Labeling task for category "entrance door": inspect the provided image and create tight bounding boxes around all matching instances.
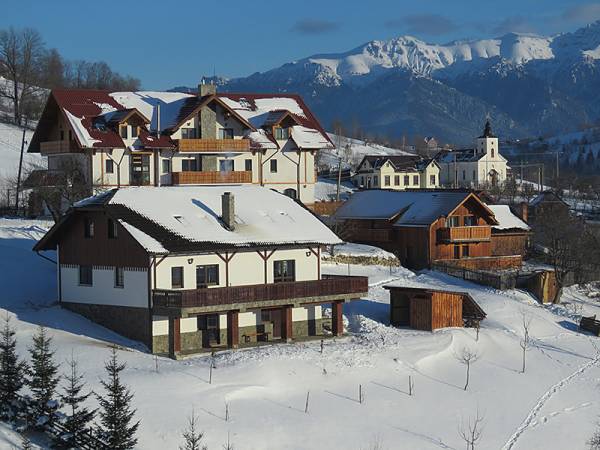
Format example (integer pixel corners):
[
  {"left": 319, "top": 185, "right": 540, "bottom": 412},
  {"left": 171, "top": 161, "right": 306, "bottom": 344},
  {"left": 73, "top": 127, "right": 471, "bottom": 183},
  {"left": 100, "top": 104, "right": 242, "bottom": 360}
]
[
  {"left": 391, "top": 294, "right": 410, "bottom": 326},
  {"left": 262, "top": 309, "right": 282, "bottom": 339},
  {"left": 131, "top": 154, "right": 151, "bottom": 185},
  {"left": 198, "top": 314, "right": 220, "bottom": 347}
]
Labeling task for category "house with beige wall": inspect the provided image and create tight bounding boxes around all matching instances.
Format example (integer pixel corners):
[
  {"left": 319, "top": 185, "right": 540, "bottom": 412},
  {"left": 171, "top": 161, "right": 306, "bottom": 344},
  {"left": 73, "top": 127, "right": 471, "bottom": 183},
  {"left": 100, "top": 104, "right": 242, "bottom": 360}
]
[
  {"left": 27, "top": 85, "right": 332, "bottom": 207},
  {"left": 34, "top": 185, "right": 368, "bottom": 358},
  {"left": 352, "top": 155, "right": 440, "bottom": 190}
]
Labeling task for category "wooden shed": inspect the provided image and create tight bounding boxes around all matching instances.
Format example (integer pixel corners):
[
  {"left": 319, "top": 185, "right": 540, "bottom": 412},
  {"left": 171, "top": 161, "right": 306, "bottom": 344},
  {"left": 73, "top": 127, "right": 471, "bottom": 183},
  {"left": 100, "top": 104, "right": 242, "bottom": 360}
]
[{"left": 384, "top": 286, "right": 486, "bottom": 331}]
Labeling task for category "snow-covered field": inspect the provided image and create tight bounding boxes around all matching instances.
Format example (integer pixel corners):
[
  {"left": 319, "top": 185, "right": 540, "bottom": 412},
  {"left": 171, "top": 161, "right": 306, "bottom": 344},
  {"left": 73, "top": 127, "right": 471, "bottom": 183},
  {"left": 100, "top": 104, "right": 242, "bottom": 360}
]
[
  {"left": 1, "top": 218, "right": 600, "bottom": 449},
  {"left": 0, "top": 122, "right": 42, "bottom": 187}
]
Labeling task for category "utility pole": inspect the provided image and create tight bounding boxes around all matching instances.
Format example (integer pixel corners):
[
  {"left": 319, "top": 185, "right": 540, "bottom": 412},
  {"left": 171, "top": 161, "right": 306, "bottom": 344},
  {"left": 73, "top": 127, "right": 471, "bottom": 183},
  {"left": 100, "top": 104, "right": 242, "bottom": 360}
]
[
  {"left": 555, "top": 152, "right": 559, "bottom": 190},
  {"left": 15, "top": 119, "right": 28, "bottom": 214},
  {"left": 336, "top": 156, "right": 342, "bottom": 201}
]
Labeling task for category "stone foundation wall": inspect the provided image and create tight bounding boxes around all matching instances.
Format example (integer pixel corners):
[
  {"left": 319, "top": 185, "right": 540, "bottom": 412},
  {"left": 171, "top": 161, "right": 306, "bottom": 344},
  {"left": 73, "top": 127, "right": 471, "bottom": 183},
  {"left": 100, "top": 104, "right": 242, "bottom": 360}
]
[{"left": 62, "top": 302, "right": 151, "bottom": 349}]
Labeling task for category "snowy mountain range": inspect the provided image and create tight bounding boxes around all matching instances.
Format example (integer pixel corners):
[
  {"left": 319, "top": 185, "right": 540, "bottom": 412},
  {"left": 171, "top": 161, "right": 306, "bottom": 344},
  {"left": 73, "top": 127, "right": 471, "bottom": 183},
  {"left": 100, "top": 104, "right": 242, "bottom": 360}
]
[{"left": 186, "top": 21, "right": 600, "bottom": 144}]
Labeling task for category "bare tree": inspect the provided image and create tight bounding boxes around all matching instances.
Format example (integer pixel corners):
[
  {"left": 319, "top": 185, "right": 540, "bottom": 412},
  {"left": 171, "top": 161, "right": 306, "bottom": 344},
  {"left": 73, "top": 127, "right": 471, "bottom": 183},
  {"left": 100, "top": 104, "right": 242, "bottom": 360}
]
[
  {"left": 30, "top": 158, "right": 90, "bottom": 221},
  {"left": 519, "top": 312, "right": 533, "bottom": 373},
  {"left": 458, "top": 409, "right": 484, "bottom": 450},
  {"left": 456, "top": 347, "right": 480, "bottom": 391},
  {"left": 0, "top": 27, "right": 45, "bottom": 124}
]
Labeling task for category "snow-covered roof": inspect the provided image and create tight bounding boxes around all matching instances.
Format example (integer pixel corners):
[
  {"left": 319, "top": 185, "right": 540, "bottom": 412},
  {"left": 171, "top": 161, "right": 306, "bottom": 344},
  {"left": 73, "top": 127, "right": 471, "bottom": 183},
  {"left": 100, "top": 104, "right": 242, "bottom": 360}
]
[
  {"left": 486, "top": 204, "right": 530, "bottom": 231},
  {"left": 88, "top": 186, "right": 340, "bottom": 252},
  {"left": 334, "top": 190, "right": 496, "bottom": 227},
  {"left": 29, "top": 89, "right": 332, "bottom": 153}
]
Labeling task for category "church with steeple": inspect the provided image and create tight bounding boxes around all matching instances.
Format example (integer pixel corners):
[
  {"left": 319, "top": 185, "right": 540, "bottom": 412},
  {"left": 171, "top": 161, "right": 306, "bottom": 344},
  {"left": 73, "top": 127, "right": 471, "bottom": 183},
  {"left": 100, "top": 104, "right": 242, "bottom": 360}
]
[{"left": 434, "top": 120, "right": 508, "bottom": 188}]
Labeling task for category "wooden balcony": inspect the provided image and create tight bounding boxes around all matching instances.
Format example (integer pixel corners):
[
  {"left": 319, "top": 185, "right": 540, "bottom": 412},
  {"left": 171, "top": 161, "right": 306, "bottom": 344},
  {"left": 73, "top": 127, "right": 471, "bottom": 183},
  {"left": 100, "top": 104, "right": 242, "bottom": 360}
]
[
  {"left": 438, "top": 226, "right": 491, "bottom": 243},
  {"left": 40, "top": 140, "right": 80, "bottom": 155},
  {"left": 177, "top": 138, "right": 250, "bottom": 153},
  {"left": 171, "top": 170, "right": 252, "bottom": 185},
  {"left": 152, "top": 275, "right": 369, "bottom": 314}
]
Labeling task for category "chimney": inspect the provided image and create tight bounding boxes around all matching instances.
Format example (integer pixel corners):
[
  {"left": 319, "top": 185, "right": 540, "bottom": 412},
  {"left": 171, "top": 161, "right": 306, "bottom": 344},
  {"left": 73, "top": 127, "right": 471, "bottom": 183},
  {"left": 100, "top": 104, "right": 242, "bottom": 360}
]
[
  {"left": 199, "top": 81, "right": 217, "bottom": 97},
  {"left": 519, "top": 201, "right": 528, "bottom": 223},
  {"left": 221, "top": 192, "right": 235, "bottom": 230}
]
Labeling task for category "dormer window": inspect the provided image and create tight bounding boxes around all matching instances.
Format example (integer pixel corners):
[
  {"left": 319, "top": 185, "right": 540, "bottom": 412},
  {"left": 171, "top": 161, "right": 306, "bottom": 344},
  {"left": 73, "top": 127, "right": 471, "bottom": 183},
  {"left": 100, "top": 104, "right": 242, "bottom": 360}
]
[
  {"left": 131, "top": 126, "right": 138, "bottom": 138},
  {"left": 275, "top": 127, "right": 290, "bottom": 140},
  {"left": 119, "top": 125, "right": 128, "bottom": 139}
]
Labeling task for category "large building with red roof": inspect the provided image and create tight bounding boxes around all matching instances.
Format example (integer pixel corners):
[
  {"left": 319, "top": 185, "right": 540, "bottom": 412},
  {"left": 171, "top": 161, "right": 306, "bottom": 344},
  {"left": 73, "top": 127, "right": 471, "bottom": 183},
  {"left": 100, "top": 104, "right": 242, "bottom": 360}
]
[{"left": 27, "top": 84, "right": 333, "bottom": 205}]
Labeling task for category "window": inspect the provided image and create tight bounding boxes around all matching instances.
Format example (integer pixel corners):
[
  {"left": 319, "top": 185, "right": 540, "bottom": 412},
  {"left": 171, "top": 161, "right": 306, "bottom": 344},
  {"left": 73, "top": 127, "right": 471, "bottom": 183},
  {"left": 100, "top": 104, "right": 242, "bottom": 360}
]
[
  {"left": 162, "top": 159, "right": 171, "bottom": 174},
  {"left": 491, "top": 148, "right": 495, "bottom": 158},
  {"left": 119, "top": 125, "right": 128, "bottom": 139},
  {"left": 394, "top": 175, "right": 400, "bottom": 186},
  {"left": 373, "top": 176, "right": 378, "bottom": 186},
  {"left": 274, "top": 260, "right": 295, "bottom": 283},
  {"left": 218, "top": 128, "right": 234, "bottom": 139},
  {"left": 245, "top": 159, "right": 252, "bottom": 171},
  {"left": 79, "top": 265, "right": 93, "bottom": 286},
  {"left": 171, "top": 267, "right": 184, "bottom": 289},
  {"left": 384, "top": 176, "right": 391, "bottom": 187},
  {"left": 447, "top": 216, "right": 460, "bottom": 227},
  {"left": 196, "top": 265, "right": 219, "bottom": 288},
  {"left": 283, "top": 188, "right": 297, "bottom": 199},
  {"left": 182, "top": 159, "right": 198, "bottom": 172},
  {"left": 462, "top": 170, "right": 466, "bottom": 181},
  {"left": 462, "top": 245, "right": 470, "bottom": 258},
  {"left": 219, "top": 159, "right": 234, "bottom": 172},
  {"left": 472, "top": 170, "right": 476, "bottom": 180},
  {"left": 270, "top": 159, "right": 278, "bottom": 173},
  {"left": 429, "top": 174, "right": 436, "bottom": 185},
  {"left": 413, "top": 175, "right": 419, "bottom": 185},
  {"left": 453, "top": 245, "right": 460, "bottom": 259},
  {"left": 114, "top": 267, "right": 124, "bottom": 288},
  {"left": 105, "top": 159, "right": 114, "bottom": 174},
  {"left": 60, "top": 129, "right": 65, "bottom": 141},
  {"left": 131, "top": 126, "right": 138, "bottom": 138},
  {"left": 181, "top": 128, "right": 197, "bottom": 139},
  {"left": 108, "top": 218, "right": 118, "bottom": 239},
  {"left": 464, "top": 216, "right": 477, "bottom": 226},
  {"left": 274, "top": 127, "right": 290, "bottom": 140},
  {"left": 403, "top": 175, "right": 410, "bottom": 186},
  {"left": 84, "top": 218, "right": 94, "bottom": 238}
]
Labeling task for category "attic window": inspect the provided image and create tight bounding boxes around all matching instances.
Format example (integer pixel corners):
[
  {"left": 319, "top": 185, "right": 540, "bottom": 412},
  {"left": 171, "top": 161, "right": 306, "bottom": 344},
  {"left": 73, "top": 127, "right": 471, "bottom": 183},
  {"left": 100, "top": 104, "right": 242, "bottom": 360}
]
[{"left": 275, "top": 127, "right": 290, "bottom": 140}]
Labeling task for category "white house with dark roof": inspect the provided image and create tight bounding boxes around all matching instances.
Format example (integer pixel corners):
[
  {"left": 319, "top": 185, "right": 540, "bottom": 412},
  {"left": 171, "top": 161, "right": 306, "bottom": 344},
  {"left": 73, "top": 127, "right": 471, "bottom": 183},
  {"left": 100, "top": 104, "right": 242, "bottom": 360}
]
[
  {"left": 352, "top": 154, "right": 440, "bottom": 190},
  {"left": 34, "top": 185, "right": 368, "bottom": 358},
  {"left": 27, "top": 84, "right": 333, "bottom": 205},
  {"left": 435, "top": 120, "right": 509, "bottom": 188}
]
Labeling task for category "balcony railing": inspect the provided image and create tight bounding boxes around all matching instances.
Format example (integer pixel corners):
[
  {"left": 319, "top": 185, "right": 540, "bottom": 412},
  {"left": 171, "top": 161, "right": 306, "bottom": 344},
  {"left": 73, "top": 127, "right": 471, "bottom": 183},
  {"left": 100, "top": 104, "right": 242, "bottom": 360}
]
[
  {"left": 438, "top": 226, "right": 491, "bottom": 242},
  {"left": 177, "top": 139, "right": 251, "bottom": 153},
  {"left": 152, "top": 275, "right": 369, "bottom": 309},
  {"left": 171, "top": 171, "right": 252, "bottom": 185},
  {"left": 40, "top": 140, "right": 80, "bottom": 154}
]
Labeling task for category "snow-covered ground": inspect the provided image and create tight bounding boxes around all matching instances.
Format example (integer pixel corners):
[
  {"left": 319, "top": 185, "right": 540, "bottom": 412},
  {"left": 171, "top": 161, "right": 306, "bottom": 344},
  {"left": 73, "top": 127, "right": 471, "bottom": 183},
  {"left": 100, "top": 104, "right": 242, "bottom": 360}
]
[
  {"left": 1, "top": 218, "right": 600, "bottom": 449},
  {"left": 0, "top": 122, "right": 43, "bottom": 187}
]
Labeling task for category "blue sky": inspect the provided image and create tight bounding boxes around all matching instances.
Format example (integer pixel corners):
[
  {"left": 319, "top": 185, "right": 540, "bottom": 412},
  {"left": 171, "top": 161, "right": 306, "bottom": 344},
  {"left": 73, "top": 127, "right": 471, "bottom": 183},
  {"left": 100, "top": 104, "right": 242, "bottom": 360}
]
[{"left": 2, "top": 0, "right": 600, "bottom": 89}]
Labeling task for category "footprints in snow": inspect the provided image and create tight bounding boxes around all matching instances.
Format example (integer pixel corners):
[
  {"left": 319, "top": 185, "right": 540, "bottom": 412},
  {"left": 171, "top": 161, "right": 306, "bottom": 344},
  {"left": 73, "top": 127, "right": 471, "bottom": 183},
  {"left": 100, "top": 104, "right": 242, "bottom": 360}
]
[{"left": 530, "top": 402, "right": 593, "bottom": 428}]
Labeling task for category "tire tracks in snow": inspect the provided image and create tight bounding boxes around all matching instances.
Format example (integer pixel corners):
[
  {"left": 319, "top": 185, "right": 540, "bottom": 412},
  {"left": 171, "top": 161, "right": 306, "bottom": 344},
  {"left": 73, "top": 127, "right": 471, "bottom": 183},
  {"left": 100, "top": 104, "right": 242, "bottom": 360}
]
[{"left": 501, "top": 352, "right": 600, "bottom": 450}]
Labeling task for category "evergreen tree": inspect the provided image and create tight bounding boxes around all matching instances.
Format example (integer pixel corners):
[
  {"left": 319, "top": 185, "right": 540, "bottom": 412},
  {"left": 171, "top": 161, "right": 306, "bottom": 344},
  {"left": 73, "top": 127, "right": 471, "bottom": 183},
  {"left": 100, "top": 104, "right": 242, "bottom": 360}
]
[
  {"left": 95, "top": 346, "right": 139, "bottom": 450},
  {"left": 0, "top": 314, "right": 27, "bottom": 418},
  {"left": 180, "top": 409, "right": 207, "bottom": 450},
  {"left": 20, "top": 434, "right": 33, "bottom": 450},
  {"left": 56, "top": 356, "right": 95, "bottom": 448},
  {"left": 27, "top": 326, "right": 60, "bottom": 426}
]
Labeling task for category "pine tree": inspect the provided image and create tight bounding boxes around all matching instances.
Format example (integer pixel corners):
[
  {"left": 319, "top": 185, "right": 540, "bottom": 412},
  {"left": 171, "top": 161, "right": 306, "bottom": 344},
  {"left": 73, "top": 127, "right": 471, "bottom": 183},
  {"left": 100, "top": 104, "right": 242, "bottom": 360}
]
[
  {"left": 56, "top": 356, "right": 95, "bottom": 448},
  {"left": 180, "top": 409, "right": 207, "bottom": 450},
  {"left": 20, "top": 434, "right": 33, "bottom": 450},
  {"left": 0, "top": 314, "right": 27, "bottom": 418},
  {"left": 95, "top": 346, "right": 139, "bottom": 450},
  {"left": 27, "top": 326, "right": 60, "bottom": 426}
]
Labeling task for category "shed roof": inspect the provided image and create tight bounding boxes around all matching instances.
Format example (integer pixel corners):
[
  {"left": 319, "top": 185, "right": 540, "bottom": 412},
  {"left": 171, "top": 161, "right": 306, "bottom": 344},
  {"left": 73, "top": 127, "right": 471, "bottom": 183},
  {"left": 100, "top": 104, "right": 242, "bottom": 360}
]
[{"left": 486, "top": 204, "right": 530, "bottom": 231}]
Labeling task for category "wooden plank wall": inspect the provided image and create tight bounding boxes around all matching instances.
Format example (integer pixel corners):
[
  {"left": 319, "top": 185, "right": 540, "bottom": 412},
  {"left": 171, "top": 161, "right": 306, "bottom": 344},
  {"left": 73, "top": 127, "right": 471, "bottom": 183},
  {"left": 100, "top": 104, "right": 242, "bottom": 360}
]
[
  {"left": 431, "top": 292, "right": 463, "bottom": 329},
  {"left": 409, "top": 295, "right": 433, "bottom": 331},
  {"left": 491, "top": 233, "right": 528, "bottom": 257}
]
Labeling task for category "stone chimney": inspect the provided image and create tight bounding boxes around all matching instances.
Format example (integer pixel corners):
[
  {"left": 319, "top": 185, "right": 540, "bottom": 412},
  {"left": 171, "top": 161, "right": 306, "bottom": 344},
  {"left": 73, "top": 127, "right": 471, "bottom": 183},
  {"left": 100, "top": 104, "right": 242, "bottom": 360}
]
[
  {"left": 519, "top": 201, "right": 528, "bottom": 223},
  {"left": 222, "top": 192, "right": 235, "bottom": 230},
  {"left": 198, "top": 80, "right": 217, "bottom": 97}
]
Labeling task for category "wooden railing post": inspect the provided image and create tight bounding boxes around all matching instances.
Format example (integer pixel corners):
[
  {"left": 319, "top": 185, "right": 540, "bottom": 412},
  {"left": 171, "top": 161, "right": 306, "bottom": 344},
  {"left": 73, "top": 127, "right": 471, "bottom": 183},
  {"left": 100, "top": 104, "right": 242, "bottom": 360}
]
[{"left": 332, "top": 301, "right": 344, "bottom": 337}]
